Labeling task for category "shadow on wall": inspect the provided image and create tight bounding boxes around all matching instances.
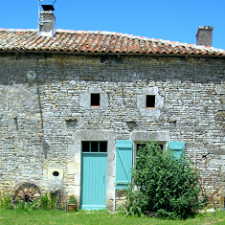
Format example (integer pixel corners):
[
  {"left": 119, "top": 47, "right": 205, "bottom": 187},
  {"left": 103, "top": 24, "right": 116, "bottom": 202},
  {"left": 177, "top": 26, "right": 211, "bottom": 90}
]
[
  {"left": 43, "top": 140, "right": 49, "bottom": 159},
  {"left": 0, "top": 53, "right": 224, "bottom": 86}
]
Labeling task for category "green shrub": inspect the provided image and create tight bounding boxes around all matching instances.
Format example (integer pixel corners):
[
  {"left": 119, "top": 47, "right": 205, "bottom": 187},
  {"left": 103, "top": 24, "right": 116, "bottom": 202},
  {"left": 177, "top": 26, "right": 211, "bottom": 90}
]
[
  {"left": 123, "top": 184, "right": 145, "bottom": 216},
  {"left": 126, "top": 140, "right": 206, "bottom": 219},
  {"left": 41, "top": 193, "right": 50, "bottom": 210},
  {"left": 0, "top": 191, "right": 63, "bottom": 211},
  {"left": 0, "top": 193, "right": 12, "bottom": 210},
  {"left": 41, "top": 193, "right": 64, "bottom": 210},
  {"left": 68, "top": 195, "right": 77, "bottom": 204},
  {"left": 15, "top": 200, "right": 39, "bottom": 212}
]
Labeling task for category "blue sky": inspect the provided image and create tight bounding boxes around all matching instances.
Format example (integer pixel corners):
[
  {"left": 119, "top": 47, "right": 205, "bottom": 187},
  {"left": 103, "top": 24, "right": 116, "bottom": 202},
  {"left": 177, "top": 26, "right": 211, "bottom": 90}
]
[{"left": 1, "top": 0, "right": 225, "bottom": 49}]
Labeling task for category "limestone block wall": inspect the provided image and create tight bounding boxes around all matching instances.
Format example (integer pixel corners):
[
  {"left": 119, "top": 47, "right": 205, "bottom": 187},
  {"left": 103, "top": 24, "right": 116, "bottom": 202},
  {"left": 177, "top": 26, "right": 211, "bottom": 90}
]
[{"left": 0, "top": 53, "right": 225, "bottom": 208}]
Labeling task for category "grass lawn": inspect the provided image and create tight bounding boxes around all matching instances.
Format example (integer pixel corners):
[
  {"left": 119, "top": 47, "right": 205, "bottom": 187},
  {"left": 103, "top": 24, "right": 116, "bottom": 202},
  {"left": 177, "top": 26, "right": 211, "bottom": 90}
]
[{"left": 0, "top": 209, "right": 225, "bottom": 225}]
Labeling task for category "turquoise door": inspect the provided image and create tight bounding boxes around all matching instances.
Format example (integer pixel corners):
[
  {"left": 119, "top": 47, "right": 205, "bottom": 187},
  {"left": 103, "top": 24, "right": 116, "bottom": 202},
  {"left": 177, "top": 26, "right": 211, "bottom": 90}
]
[{"left": 81, "top": 152, "right": 107, "bottom": 210}]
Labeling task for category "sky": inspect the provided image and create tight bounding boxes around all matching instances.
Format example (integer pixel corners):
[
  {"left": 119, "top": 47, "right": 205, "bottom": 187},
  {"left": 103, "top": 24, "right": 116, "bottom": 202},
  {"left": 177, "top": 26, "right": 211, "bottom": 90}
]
[{"left": 1, "top": 0, "right": 225, "bottom": 50}]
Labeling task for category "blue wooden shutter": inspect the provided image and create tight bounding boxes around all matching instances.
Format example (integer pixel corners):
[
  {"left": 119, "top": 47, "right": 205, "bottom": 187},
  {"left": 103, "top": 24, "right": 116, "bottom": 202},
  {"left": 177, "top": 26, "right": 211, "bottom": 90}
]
[
  {"left": 115, "top": 140, "right": 133, "bottom": 190},
  {"left": 168, "top": 142, "right": 185, "bottom": 159}
]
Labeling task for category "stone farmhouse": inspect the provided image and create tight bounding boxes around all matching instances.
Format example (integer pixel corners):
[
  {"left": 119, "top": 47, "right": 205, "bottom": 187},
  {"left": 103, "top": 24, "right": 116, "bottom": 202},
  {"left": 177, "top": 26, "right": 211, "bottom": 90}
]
[{"left": 0, "top": 5, "right": 225, "bottom": 210}]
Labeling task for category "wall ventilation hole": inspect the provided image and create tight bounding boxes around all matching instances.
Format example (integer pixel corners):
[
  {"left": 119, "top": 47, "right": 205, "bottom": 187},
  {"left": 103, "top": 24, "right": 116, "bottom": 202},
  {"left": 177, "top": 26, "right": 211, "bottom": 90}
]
[
  {"left": 52, "top": 171, "right": 59, "bottom": 177},
  {"left": 13, "top": 117, "right": 19, "bottom": 131},
  {"left": 126, "top": 121, "right": 137, "bottom": 131},
  {"left": 169, "top": 121, "right": 177, "bottom": 127}
]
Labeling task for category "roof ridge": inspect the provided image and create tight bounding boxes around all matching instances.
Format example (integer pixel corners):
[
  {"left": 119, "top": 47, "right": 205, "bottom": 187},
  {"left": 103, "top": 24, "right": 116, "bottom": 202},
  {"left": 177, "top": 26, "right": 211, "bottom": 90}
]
[
  {"left": 55, "top": 30, "right": 225, "bottom": 51},
  {"left": 0, "top": 28, "right": 180, "bottom": 42},
  {"left": 0, "top": 28, "right": 37, "bottom": 32}
]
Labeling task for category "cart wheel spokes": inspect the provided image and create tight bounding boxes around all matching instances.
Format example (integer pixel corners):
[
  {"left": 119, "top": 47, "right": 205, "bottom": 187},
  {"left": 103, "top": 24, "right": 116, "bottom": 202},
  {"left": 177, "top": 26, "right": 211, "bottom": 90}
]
[{"left": 11, "top": 181, "right": 42, "bottom": 208}]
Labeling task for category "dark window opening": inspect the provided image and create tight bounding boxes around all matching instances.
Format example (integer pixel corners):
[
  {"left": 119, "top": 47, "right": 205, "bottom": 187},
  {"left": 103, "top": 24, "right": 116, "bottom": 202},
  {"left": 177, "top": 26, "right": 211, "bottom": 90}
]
[
  {"left": 82, "top": 141, "right": 107, "bottom": 152},
  {"left": 91, "top": 93, "right": 100, "bottom": 107},
  {"left": 146, "top": 95, "right": 155, "bottom": 108},
  {"left": 100, "top": 142, "right": 107, "bottom": 152},
  {"left": 82, "top": 141, "right": 90, "bottom": 152},
  {"left": 91, "top": 142, "right": 98, "bottom": 152}
]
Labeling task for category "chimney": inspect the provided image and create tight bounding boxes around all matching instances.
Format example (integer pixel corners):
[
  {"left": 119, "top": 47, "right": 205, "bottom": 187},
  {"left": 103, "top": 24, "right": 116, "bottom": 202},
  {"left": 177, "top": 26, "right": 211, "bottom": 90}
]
[
  {"left": 38, "top": 5, "right": 56, "bottom": 37},
  {"left": 196, "top": 26, "right": 213, "bottom": 47}
]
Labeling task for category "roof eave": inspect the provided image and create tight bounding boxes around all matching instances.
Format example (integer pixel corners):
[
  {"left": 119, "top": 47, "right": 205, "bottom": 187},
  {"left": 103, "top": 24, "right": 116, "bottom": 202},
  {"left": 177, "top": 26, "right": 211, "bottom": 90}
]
[{"left": 1, "top": 50, "right": 225, "bottom": 58}]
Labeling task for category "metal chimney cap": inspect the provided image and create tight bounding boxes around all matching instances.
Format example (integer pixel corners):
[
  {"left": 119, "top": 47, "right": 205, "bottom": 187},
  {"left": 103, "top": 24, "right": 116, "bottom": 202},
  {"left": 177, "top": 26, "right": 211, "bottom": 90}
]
[{"left": 41, "top": 5, "right": 55, "bottom": 11}]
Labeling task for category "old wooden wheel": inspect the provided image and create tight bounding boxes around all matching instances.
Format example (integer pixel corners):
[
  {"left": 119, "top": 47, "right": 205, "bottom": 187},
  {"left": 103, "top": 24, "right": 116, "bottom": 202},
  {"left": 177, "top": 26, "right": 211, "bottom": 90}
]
[{"left": 11, "top": 181, "right": 42, "bottom": 208}]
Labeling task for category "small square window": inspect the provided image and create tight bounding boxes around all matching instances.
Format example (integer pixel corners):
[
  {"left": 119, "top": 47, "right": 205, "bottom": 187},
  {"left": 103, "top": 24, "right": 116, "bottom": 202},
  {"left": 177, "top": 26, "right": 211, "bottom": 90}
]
[
  {"left": 146, "top": 95, "right": 155, "bottom": 108},
  {"left": 91, "top": 93, "right": 100, "bottom": 107}
]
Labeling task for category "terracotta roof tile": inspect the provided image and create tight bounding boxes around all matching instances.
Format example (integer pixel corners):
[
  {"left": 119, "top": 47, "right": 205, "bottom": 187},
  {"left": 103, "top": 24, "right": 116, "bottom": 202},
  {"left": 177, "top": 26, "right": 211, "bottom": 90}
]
[{"left": 0, "top": 29, "right": 225, "bottom": 56}]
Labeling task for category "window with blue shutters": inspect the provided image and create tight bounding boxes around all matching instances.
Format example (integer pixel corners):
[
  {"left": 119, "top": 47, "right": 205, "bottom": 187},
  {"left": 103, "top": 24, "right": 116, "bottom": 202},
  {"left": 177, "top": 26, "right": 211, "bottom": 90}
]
[
  {"left": 115, "top": 140, "right": 133, "bottom": 190},
  {"left": 115, "top": 141, "right": 182, "bottom": 191},
  {"left": 168, "top": 142, "right": 185, "bottom": 159}
]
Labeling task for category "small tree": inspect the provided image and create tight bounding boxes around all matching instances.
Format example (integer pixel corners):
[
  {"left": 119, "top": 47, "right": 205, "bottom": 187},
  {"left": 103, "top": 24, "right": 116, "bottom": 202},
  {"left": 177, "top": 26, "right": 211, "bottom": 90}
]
[{"left": 126, "top": 140, "right": 205, "bottom": 219}]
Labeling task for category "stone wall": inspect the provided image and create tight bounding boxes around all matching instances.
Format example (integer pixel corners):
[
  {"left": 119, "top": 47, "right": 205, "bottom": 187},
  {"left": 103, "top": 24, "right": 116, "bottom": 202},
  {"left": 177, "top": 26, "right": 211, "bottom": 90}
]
[{"left": 0, "top": 52, "right": 225, "bottom": 208}]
